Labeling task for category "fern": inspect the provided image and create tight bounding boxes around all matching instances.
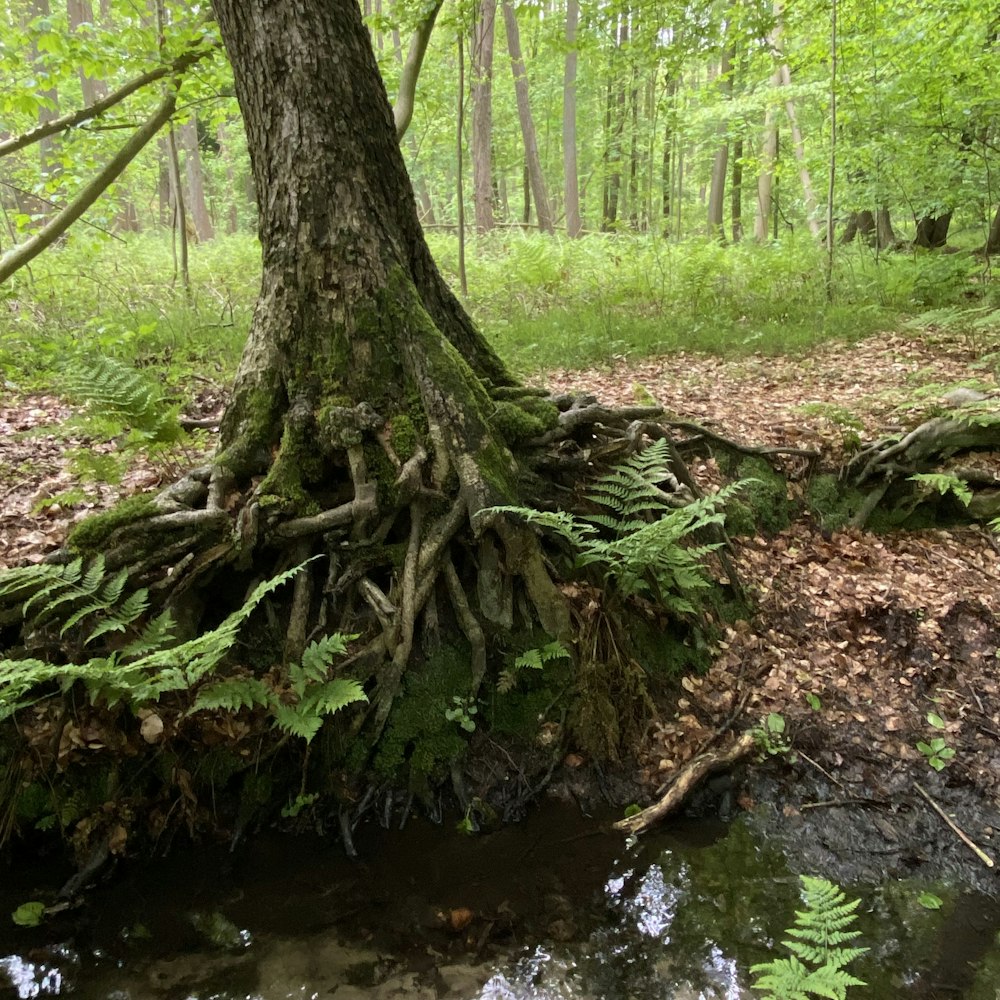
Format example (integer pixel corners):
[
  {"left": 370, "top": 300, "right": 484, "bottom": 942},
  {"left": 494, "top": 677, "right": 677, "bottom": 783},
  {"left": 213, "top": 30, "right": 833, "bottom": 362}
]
[
  {"left": 0, "top": 556, "right": 149, "bottom": 646},
  {"left": 498, "top": 640, "right": 570, "bottom": 693},
  {"left": 193, "top": 630, "right": 366, "bottom": 744},
  {"left": 489, "top": 440, "right": 744, "bottom": 613},
  {"left": 63, "top": 355, "right": 183, "bottom": 445},
  {"left": 751, "top": 876, "right": 868, "bottom": 1000},
  {"left": 0, "top": 561, "right": 315, "bottom": 719},
  {"left": 908, "top": 473, "right": 972, "bottom": 507}
]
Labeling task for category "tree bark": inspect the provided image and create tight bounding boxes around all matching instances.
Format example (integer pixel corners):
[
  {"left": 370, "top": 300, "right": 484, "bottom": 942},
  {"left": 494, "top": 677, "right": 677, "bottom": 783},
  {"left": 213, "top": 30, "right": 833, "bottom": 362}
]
[
  {"left": 915, "top": 213, "right": 953, "bottom": 249},
  {"left": 207, "top": 0, "right": 576, "bottom": 734},
  {"left": 562, "top": 0, "right": 581, "bottom": 238},
  {"left": 706, "top": 48, "right": 732, "bottom": 240},
  {"left": 987, "top": 203, "right": 1000, "bottom": 255},
  {"left": 502, "top": 0, "right": 553, "bottom": 234},
  {"left": 471, "top": 0, "right": 497, "bottom": 234},
  {"left": 179, "top": 117, "right": 214, "bottom": 242},
  {"left": 779, "top": 62, "right": 822, "bottom": 237},
  {"left": 67, "top": 0, "right": 108, "bottom": 105}
]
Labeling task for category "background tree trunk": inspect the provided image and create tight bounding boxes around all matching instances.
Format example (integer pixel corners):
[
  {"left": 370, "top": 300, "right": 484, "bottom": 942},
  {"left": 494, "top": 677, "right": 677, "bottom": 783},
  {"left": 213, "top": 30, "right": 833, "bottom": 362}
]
[
  {"left": 706, "top": 48, "right": 732, "bottom": 239},
  {"left": 179, "top": 117, "right": 214, "bottom": 242},
  {"left": 471, "top": 0, "right": 496, "bottom": 234},
  {"left": 502, "top": 0, "right": 553, "bottom": 234},
  {"left": 562, "top": 0, "right": 581, "bottom": 238}
]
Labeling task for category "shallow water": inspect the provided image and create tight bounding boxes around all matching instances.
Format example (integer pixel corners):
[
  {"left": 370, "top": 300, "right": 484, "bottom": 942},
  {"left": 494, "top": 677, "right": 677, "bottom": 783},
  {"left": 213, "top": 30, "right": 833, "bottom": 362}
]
[{"left": 2, "top": 802, "right": 998, "bottom": 999}]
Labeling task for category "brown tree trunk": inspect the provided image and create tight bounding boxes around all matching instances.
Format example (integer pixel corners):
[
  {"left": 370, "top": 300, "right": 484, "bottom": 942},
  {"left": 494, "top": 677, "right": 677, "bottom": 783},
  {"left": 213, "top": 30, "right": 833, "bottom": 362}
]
[
  {"left": 471, "top": 0, "right": 496, "bottom": 234},
  {"left": 67, "top": 0, "right": 108, "bottom": 104},
  {"left": 207, "top": 0, "right": 570, "bottom": 732},
  {"left": 502, "top": 0, "right": 553, "bottom": 234},
  {"left": 876, "top": 206, "right": 896, "bottom": 249},
  {"left": 706, "top": 48, "right": 732, "bottom": 240},
  {"left": 29, "top": 0, "right": 61, "bottom": 196},
  {"left": 179, "top": 117, "right": 214, "bottom": 242},
  {"left": 562, "top": 0, "right": 581, "bottom": 238},
  {"left": 987, "top": 203, "right": 1000, "bottom": 255},
  {"left": 731, "top": 137, "right": 743, "bottom": 242},
  {"left": 915, "top": 213, "right": 953, "bottom": 249}
]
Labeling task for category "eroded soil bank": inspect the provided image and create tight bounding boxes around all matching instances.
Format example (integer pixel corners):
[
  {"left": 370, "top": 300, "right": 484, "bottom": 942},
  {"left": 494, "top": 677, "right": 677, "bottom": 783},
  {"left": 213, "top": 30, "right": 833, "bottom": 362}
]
[{"left": 2, "top": 329, "right": 1000, "bottom": 925}]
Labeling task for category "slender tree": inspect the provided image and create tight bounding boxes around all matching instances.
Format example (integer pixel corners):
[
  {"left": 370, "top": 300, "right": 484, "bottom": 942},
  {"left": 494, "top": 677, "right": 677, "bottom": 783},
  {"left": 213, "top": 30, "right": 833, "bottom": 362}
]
[
  {"left": 563, "top": 0, "right": 581, "bottom": 237},
  {"left": 470, "top": 0, "right": 497, "bottom": 234},
  {"left": 502, "top": 0, "right": 553, "bottom": 233}
]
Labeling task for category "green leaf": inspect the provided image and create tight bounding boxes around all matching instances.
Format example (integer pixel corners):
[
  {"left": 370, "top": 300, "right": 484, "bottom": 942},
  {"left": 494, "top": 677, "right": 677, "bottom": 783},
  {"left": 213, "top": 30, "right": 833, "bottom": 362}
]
[
  {"left": 12, "top": 901, "right": 46, "bottom": 927},
  {"left": 918, "top": 891, "right": 943, "bottom": 910},
  {"left": 926, "top": 712, "right": 945, "bottom": 729}
]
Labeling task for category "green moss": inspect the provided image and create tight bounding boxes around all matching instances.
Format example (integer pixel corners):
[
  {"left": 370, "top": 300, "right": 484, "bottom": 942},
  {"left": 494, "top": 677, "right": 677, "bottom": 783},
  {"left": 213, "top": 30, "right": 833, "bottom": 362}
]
[
  {"left": 372, "top": 643, "right": 472, "bottom": 784},
  {"left": 490, "top": 400, "right": 549, "bottom": 445},
  {"left": 68, "top": 494, "right": 158, "bottom": 553},
  {"left": 806, "top": 473, "right": 862, "bottom": 532},
  {"left": 389, "top": 413, "right": 419, "bottom": 462},
  {"left": 724, "top": 457, "right": 792, "bottom": 535}
]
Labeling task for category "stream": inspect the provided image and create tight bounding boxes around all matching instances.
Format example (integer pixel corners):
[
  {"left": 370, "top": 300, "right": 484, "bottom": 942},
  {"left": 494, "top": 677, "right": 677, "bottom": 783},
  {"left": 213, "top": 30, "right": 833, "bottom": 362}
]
[{"left": 2, "top": 800, "right": 999, "bottom": 999}]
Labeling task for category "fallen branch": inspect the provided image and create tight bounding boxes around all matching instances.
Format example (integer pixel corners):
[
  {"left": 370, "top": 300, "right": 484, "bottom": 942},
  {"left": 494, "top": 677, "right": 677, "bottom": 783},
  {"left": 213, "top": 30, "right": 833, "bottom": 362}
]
[
  {"left": 914, "top": 781, "right": 995, "bottom": 868},
  {"left": 664, "top": 419, "right": 821, "bottom": 462},
  {"left": 613, "top": 729, "right": 756, "bottom": 836}
]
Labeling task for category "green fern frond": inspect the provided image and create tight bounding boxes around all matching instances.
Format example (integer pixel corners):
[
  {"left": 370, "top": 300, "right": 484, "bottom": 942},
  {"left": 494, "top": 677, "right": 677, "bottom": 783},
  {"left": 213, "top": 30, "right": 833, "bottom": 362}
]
[
  {"left": 192, "top": 677, "right": 271, "bottom": 713},
  {"left": 0, "top": 556, "right": 151, "bottom": 645},
  {"left": 63, "top": 355, "right": 183, "bottom": 444},
  {"left": 751, "top": 876, "right": 867, "bottom": 1000}
]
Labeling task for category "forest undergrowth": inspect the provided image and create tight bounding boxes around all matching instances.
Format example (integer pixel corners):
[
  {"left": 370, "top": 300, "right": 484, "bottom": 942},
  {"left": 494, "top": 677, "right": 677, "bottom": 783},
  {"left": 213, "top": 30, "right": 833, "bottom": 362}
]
[{"left": 2, "top": 233, "right": 1000, "bottom": 879}]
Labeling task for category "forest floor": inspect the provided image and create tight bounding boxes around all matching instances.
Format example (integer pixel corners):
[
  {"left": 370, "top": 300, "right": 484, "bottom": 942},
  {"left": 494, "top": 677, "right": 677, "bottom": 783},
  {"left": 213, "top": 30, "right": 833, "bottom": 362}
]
[{"left": 2, "top": 329, "right": 1000, "bottom": 889}]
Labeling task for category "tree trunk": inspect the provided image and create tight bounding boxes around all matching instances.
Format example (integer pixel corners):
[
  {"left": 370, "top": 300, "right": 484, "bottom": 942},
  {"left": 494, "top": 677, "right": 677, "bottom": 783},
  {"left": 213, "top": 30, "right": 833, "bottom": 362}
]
[
  {"left": 206, "top": 0, "right": 576, "bottom": 737},
  {"left": 987, "top": 203, "right": 1000, "bottom": 255},
  {"left": 915, "top": 213, "right": 953, "bottom": 249},
  {"left": 179, "top": 117, "right": 214, "bottom": 242},
  {"left": 731, "top": 137, "right": 743, "bottom": 242},
  {"left": 706, "top": 49, "right": 732, "bottom": 240},
  {"left": 217, "top": 121, "right": 240, "bottom": 235},
  {"left": 67, "top": 0, "right": 108, "bottom": 105},
  {"left": 755, "top": 9, "right": 782, "bottom": 242},
  {"left": 502, "top": 0, "right": 553, "bottom": 234},
  {"left": 29, "top": 0, "right": 61, "bottom": 195},
  {"left": 841, "top": 209, "right": 875, "bottom": 245},
  {"left": 470, "top": 0, "right": 496, "bottom": 234},
  {"left": 779, "top": 63, "right": 822, "bottom": 237},
  {"left": 876, "top": 206, "right": 896, "bottom": 249},
  {"left": 562, "top": 0, "right": 581, "bottom": 238}
]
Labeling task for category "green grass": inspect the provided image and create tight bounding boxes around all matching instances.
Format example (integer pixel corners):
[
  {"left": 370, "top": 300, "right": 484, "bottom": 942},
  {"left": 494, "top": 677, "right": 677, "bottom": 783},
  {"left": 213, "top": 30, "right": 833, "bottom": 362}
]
[{"left": 0, "top": 227, "right": 993, "bottom": 392}]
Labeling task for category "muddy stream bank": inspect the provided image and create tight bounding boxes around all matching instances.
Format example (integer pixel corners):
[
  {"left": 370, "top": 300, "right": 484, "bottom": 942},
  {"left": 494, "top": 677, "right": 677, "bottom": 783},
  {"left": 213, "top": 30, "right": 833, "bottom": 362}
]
[{"left": 2, "top": 784, "right": 999, "bottom": 1000}]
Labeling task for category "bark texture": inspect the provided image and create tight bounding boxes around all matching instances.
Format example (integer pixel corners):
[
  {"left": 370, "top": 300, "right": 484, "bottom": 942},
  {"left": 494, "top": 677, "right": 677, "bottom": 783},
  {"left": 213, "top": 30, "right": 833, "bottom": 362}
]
[{"left": 471, "top": 0, "right": 497, "bottom": 234}]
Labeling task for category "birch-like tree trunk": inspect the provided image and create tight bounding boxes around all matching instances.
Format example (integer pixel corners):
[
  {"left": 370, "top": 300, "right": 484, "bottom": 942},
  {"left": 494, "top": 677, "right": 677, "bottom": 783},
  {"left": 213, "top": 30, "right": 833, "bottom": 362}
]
[
  {"left": 471, "top": 0, "right": 497, "bottom": 234},
  {"left": 562, "top": 0, "right": 581, "bottom": 237},
  {"left": 502, "top": 0, "right": 553, "bottom": 233}
]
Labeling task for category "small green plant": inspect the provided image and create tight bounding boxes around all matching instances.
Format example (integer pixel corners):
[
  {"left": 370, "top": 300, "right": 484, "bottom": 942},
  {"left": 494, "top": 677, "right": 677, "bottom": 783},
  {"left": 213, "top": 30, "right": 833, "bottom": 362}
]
[
  {"left": 751, "top": 875, "right": 868, "bottom": 1000},
  {"left": 804, "top": 692, "right": 822, "bottom": 712},
  {"left": 754, "top": 712, "right": 793, "bottom": 758},
  {"left": 0, "top": 559, "right": 365, "bottom": 744},
  {"left": 908, "top": 473, "right": 972, "bottom": 507},
  {"left": 498, "top": 639, "right": 570, "bottom": 693},
  {"left": 445, "top": 695, "right": 478, "bottom": 732},
  {"left": 281, "top": 792, "right": 319, "bottom": 818},
  {"left": 917, "top": 891, "right": 943, "bottom": 910},
  {"left": 487, "top": 439, "right": 745, "bottom": 614},
  {"left": 916, "top": 736, "right": 954, "bottom": 771},
  {"left": 916, "top": 712, "right": 955, "bottom": 771},
  {"left": 11, "top": 901, "right": 46, "bottom": 928}
]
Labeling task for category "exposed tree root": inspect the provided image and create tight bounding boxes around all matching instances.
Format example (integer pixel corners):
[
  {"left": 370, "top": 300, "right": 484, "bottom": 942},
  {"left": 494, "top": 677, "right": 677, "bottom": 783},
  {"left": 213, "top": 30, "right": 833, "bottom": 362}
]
[{"left": 613, "top": 730, "right": 757, "bottom": 836}]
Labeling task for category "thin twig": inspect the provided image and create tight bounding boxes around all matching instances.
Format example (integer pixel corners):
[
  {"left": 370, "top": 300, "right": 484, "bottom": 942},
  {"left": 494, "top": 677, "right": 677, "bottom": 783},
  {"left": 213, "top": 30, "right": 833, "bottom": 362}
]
[{"left": 914, "top": 782, "right": 995, "bottom": 868}]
